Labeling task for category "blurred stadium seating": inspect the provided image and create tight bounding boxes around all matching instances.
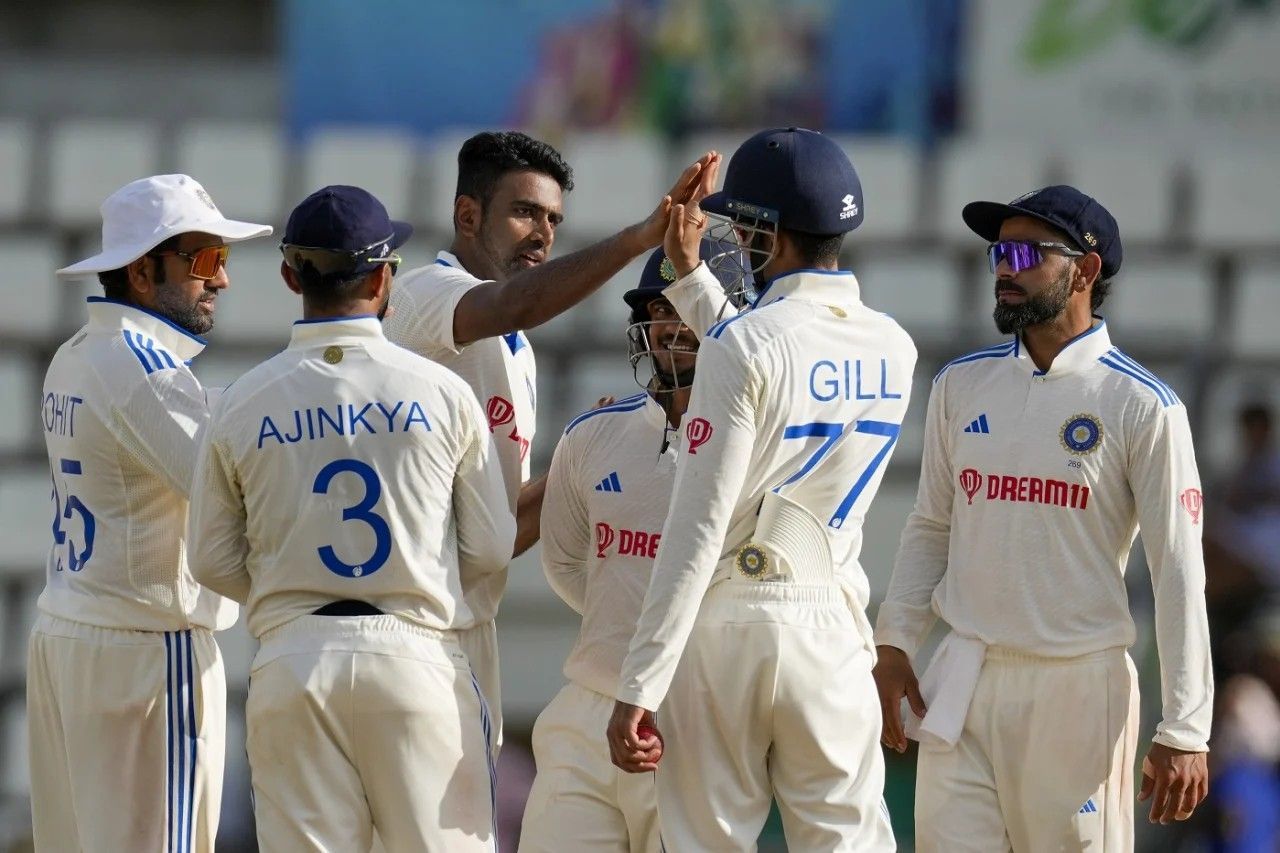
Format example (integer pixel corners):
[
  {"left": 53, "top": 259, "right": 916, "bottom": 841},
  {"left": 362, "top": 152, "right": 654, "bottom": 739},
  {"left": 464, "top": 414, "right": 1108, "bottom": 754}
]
[{"left": 0, "top": 115, "right": 1276, "bottom": 849}]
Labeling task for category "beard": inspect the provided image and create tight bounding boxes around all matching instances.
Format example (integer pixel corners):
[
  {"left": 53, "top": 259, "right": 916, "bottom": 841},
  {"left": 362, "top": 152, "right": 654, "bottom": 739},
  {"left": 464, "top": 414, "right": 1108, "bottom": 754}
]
[
  {"left": 152, "top": 282, "right": 214, "bottom": 335},
  {"left": 992, "top": 264, "right": 1073, "bottom": 335}
]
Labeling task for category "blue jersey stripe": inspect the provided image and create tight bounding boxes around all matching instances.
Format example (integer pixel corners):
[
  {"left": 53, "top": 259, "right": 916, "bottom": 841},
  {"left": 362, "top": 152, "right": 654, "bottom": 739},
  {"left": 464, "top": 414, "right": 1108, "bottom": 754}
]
[
  {"left": 563, "top": 394, "right": 647, "bottom": 434},
  {"left": 1098, "top": 356, "right": 1175, "bottom": 406},
  {"left": 470, "top": 670, "right": 498, "bottom": 845},
  {"left": 165, "top": 632, "right": 175, "bottom": 853},
  {"left": 933, "top": 341, "right": 1016, "bottom": 382},
  {"left": 184, "top": 630, "right": 197, "bottom": 853},
  {"left": 708, "top": 309, "right": 751, "bottom": 340},
  {"left": 1108, "top": 349, "right": 1179, "bottom": 403},
  {"left": 122, "top": 330, "right": 156, "bottom": 374},
  {"left": 175, "top": 631, "right": 188, "bottom": 853}
]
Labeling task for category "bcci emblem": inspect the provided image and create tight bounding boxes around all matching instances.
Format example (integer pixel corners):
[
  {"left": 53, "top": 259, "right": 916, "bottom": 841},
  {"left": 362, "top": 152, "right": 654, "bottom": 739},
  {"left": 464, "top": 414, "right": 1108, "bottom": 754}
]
[
  {"left": 736, "top": 544, "right": 769, "bottom": 579},
  {"left": 659, "top": 256, "right": 677, "bottom": 282},
  {"left": 1061, "top": 414, "right": 1103, "bottom": 455}
]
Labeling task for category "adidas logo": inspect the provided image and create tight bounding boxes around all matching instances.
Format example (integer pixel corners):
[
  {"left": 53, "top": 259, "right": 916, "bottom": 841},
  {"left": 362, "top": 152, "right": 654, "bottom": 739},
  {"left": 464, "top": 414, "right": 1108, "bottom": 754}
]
[
  {"left": 594, "top": 472, "right": 623, "bottom": 493},
  {"left": 963, "top": 414, "right": 991, "bottom": 434},
  {"left": 1078, "top": 798, "right": 1098, "bottom": 815}
]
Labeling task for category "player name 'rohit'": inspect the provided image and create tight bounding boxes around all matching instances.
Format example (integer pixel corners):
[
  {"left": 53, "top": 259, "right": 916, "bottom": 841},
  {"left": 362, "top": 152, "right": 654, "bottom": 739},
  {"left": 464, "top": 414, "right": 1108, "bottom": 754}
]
[{"left": 257, "top": 400, "right": 432, "bottom": 449}]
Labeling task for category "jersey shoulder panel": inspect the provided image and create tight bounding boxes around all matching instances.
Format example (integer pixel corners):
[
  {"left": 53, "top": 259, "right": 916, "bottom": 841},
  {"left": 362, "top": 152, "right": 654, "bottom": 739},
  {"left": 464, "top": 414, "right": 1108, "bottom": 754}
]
[
  {"left": 563, "top": 393, "right": 648, "bottom": 436},
  {"left": 933, "top": 340, "right": 1018, "bottom": 383},
  {"left": 1095, "top": 347, "right": 1182, "bottom": 409}
]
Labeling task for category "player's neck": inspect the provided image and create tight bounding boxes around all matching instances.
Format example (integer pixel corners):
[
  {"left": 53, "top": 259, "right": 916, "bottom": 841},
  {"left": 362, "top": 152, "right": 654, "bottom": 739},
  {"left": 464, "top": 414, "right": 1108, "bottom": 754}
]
[
  {"left": 1021, "top": 306, "right": 1095, "bottom": 373},
  {"left": 448, "top": 239, "right": 503, "bottom": 283}
]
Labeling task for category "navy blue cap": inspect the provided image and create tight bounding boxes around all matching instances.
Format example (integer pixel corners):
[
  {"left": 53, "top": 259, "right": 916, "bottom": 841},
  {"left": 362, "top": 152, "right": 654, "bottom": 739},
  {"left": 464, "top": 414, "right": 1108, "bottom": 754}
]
[
  {"left": 283, "top": 185, "right": 412, "bottom": 257},
  {"left": 623, "top": 240, "right": 721, "bottom": 312},
  {"left": 962, "top": 185, "right": 1122, "bottom": 279},
  {"left": 702, "top": 128, "right": 863, "bottom": 235}
]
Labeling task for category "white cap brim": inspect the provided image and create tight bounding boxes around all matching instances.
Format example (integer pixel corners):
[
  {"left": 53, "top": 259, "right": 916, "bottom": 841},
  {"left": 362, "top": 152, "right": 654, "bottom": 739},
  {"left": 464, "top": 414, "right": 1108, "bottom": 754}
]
[{"left": 57, "top": 217, "right": 274, "bottom": 277}]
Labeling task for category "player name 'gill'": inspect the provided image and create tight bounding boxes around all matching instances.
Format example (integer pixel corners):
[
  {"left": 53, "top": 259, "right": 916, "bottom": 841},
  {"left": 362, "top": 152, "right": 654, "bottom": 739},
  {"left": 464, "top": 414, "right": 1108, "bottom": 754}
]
[
  {"left": 257, "top": 400, "right": 432, "bottom": 449},
  {"left": 809, "top": 358, "right": 903, "bottom": 402}
]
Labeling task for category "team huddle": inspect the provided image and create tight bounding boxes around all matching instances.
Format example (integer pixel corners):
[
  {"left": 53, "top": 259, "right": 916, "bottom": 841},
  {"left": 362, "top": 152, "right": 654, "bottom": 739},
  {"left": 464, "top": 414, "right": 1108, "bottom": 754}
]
[{"left": 31, "top": 128, "right": 1212, "bottom": 852}]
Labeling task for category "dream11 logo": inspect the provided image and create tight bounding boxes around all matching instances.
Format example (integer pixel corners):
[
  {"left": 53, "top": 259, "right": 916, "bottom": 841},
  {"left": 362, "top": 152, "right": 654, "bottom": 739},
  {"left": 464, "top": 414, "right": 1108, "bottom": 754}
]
[
  {"left": 595, "top": 522, "right": 616, "bottom": 558},
  {"left": 960, "top": 468, "right": 982, "bottom": 505},
  {"left": 686, "top": 417, "right": 713, "bottom": 454},
  {"left": 486, "top": 395, "right": 530, "bottom": 462},
  {"left": 1179, "top": 488, "right": 1203, "bottom": 525}
]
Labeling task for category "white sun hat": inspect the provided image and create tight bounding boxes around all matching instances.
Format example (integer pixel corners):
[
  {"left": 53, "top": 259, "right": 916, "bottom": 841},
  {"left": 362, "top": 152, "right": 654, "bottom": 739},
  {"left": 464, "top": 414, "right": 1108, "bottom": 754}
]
[{"left": 56, "top": 173, "right": 273, "bottom": 277}]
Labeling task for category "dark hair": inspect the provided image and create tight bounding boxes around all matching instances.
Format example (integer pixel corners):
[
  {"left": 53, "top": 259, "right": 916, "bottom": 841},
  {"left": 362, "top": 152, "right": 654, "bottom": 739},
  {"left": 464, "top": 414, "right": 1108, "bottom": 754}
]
[
  {"left": 291, "top": 265, "right": 376, "bottom": 313},
  {"left": 455, "top": 132, "right": 573, "bottom": 206},
  {"left": 786, "top": 229, "right": 844, "bottom": 266},
  {"left": 97, "top": 234, "right": 182, "bottom": 300}
]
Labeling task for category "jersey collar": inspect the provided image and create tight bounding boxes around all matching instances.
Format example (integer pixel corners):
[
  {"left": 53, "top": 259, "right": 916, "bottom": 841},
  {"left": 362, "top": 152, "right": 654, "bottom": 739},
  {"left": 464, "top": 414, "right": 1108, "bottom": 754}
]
[
  {"left": 1016, "top": 316, "right": 1112, "bottom": 377},
  {"left": 753, "top": 269, "right": 861, "bottom": 310},
  {"left": 288, "top": 315, "right": 386, "bottom": 349},
  {"left": 85, "top": 296, "right": 207, "bottom": 361}
]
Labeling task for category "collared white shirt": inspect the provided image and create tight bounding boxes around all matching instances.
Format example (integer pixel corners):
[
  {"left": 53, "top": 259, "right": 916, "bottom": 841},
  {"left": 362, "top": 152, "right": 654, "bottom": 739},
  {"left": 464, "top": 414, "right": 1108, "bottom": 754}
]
[
  {"left": 39, "top": 297, "right": 234, "bottom": 631},
  {"left": 187, "top": 317, "right": 515, "bottom": 639},
  {"left": 383, "top": 250, "right": 537, "bottom": 509},
  {"left": 618, "top": 265, "right": 919, "bottom": 710},
  {"left": 541, "top": 392, "right": 680, "bottom": 698},
  {"left": 874, "top": 319, "right": 1213, "bottom": 752}
]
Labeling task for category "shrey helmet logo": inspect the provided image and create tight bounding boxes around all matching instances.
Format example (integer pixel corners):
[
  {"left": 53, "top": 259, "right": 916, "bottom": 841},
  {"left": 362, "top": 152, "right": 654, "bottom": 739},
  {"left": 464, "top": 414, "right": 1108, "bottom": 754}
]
[
  {"left": 595, "top": 522, "right": 615, "bottom": 558},
  {"left": 1179, "top": 488, "right": 1203, "bottom": 524},
  {"left": 959, "top": 468, "right": 983, "bottom": 505},
  {"left": 839, "top": 194, "right": 859, "bottom": 219},
  {"left": 485, "top": 396, "right": 515, "bottom": 431},
  {"left": 686, "top": 417, "right": 713, "bottom": 454}
]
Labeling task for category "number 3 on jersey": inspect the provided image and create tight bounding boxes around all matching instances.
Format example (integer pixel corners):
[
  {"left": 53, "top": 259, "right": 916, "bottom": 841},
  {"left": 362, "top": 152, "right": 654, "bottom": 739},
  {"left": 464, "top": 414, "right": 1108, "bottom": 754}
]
[
  {"left": 312, "top": 459, "right": 391, "bottom": 578},
  {"left": 50, "top": 458, "right": 95, "bottom": 572}
]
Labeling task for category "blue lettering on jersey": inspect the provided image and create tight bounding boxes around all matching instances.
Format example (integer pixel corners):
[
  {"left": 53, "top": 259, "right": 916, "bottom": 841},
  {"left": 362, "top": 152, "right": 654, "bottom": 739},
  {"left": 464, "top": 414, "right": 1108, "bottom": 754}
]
[
  {"left": 42, "top": 392, "right": 84, "bottom": 437},
  {"left": 256, "top": 400, "right": 433, "bottom": 449},
  {"left": 809, "top": 359, "right": 903, "bottom": 402}
]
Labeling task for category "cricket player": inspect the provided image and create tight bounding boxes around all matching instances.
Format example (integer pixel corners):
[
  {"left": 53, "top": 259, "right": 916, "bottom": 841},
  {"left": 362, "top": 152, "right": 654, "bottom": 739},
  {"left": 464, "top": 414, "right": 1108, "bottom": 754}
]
[
  {"left": 383, "top": 131, "right": 720, "bottom": 753},
  {"left": 520, "top": 241, "right": 732, "bottom": 852},
  {"left": 188, "top": 185, "right": 514, "bottom": 851},
  {"left": 872, "top": 186, "right": 1213, "bottom": 851},
  {"left": 32, "top": 174, "right": 271, "bottom": 852},
  {"left": 609, "top": 128, "right": 914, "bottom": 850}
]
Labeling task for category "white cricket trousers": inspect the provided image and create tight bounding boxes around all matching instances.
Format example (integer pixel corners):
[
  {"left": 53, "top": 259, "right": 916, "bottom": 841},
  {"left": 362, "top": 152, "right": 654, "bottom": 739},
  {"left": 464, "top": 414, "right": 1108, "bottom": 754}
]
[
  {"left": 460, "top": 617, "right": 503, "bottom": 757},
  {"left": 245, "top": 615, "right": 496, "bottom": 853},
  {"left": 915, "top": 646, "right": 1140, "bottom": 853},
  {"left": 520, "top": 681, "right": 661, "bottom": 852},
  {"left": 658, "top": 581, "right": 896, "bottom": 851},
  {"left": 26, "top": 613, "right": 226, "bottom": 853}
]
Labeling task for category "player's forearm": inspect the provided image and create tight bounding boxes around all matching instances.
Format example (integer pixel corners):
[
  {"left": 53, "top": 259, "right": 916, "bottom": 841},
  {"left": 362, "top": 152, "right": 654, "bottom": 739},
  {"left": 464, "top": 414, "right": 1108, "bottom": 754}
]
[
  {"left": 1149, "top": 555, "right": 1214, "bottom": 751},
  {"left": 873, "top": 516, "right": 950, "bottom": 657},
  {"left": 513, "top": 475, "right": 547, "bottom": 558},
  {"left": 487, "top": 225, "right": 650, "bottom": 334},
  {"left": 663, "top": 262, "right": 736, "bottom": 338}
]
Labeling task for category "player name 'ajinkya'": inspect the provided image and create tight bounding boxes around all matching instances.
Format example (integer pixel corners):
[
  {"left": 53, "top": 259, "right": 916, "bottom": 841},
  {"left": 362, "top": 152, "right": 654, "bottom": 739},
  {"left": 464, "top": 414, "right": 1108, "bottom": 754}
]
[{"left": 257, "top": 400, "right": 432, "bottom": 449}]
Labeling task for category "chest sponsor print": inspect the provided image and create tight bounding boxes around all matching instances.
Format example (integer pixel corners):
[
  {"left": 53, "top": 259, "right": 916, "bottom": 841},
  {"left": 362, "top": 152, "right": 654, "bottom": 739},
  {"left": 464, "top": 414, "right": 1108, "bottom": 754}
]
[{"left": 959, "top": 467, "right": 1090, "bottom": 510}]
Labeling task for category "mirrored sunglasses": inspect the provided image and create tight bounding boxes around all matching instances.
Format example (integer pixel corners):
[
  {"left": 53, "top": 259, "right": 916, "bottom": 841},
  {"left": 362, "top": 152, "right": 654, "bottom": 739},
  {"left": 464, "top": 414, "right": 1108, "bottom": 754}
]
[
  {"left": 279, "top": 240, "right": 401, "bottom": 278},
  {"left": 151, "top": 245, "right": 230, "bottom": 280},
  {"left": 986, "top": 240, "right": 1083, "bottom": 274}
]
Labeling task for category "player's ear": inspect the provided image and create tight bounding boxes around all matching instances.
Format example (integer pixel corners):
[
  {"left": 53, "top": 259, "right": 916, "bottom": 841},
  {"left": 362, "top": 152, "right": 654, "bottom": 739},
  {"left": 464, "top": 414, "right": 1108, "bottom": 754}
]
[
  {"left": 455, "top": 194, "right": 482, "bottom": 239},
  {"left": 280, "top": 262, "right": 302, "bottom": 295},
  {"left": 125, "top": 256, "right": 153, "bottom": 298},
  {"left": 368, "top": 265, "right": 391, "bottom": 301},
  {"left": 1074, "top": 252, "right": 1101, "bottom": 292}
]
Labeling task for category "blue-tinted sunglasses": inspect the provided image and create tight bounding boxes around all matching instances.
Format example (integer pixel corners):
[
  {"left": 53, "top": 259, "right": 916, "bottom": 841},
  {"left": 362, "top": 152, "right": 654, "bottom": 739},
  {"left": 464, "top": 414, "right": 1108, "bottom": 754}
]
[{"left": 987, "top": 240, "right": 1084, "bottom": 274}]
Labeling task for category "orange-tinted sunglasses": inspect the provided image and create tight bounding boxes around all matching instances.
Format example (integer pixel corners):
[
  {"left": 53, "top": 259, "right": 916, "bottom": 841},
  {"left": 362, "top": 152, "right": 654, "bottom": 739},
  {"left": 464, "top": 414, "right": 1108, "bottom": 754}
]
[{"left": 150, "top": 244, "right": 230, "bottom": 280}]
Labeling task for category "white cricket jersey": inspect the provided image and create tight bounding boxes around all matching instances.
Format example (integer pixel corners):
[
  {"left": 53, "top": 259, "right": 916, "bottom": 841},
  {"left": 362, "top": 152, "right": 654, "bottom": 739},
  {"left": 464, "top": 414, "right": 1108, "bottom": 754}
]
[
  {"left": 618, "top": 267, "right": 918, "bottom": 710},
  {"left": 38, "top": 297, "right": 234, "bottom": 632},
  {"left": 873, "top": 319, "right": 1213, "bottom": 752},
  {"left": 187, "top": 317, "right": 515, "bottom": 640},
  {"left": 541, "top": 392, "right": 680, "bottom": 699},
  {"left": 384, "top": 250, "right": 537, "bottom": 509}
]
